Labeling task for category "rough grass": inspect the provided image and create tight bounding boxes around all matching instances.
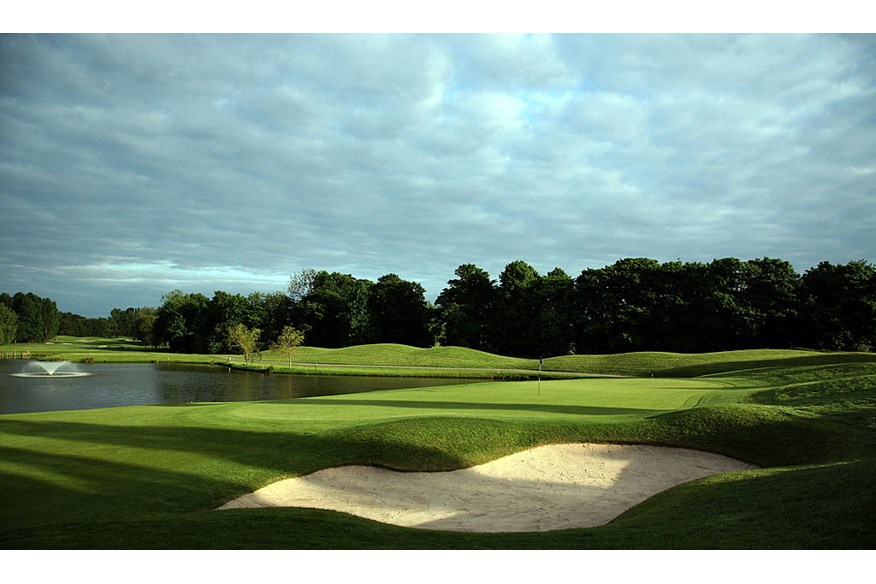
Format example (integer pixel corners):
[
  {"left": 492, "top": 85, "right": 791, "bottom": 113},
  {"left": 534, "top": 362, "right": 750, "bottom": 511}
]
[{"left": 1, "top": 342, "right": 875, "bottom": 549}]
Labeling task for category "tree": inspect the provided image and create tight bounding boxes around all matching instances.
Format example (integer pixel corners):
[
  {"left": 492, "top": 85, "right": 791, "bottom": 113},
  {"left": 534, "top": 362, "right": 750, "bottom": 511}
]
[
  {"left": 153, "top": 290, "right": 211, "bottom": 353},
  {"left": 206, "top": 291, "right": 252, "bottom": 353},
  {"left": 58, "top": 312, "right": 112, "bottom": 337},
  {"left": 273, "top": 325, "right": 305, "bottom": 368},
  {"left": 533, "top": 267, "right": 576, "bottom": 357},
  {"left": 744, "top": 258, "right": 800, "bottom": 348},
  {"left": 0, "top": 303, "right": 17, "bottom": 344},
  {"left": 495, "top": 261, "right": 541, "bottom": 356},
  {"left": 134, "top": 307, "right": 158, "bottom": 346},
  {"left": 574, "top": 259, "right": 662, "bottom": 353},
  {"left": 798, "top": 260, "right": 876, "bottom": 351},
  {"left": 227, "top": 323, "right": 261, "bottom": 364},
  {"left": 435, "top": 264, "right": 497, "bottom": 351},
  {"left": 109, "top": 307, "right": 139, "bottom": 338},
  {"left": 288, "top": 269, "right": 318, "bottom": 302},
  {"left": 291, "top": 272, "right": 373, "bottom": 347},
  {"left": 258, "top": 291, "right": 294, "bottom": 346},
  {"left": 10, "top": 292, "right": 59, "bottom": 342},
  {"left": 367, "top": 274, "right": 431, "bottom": 346}
]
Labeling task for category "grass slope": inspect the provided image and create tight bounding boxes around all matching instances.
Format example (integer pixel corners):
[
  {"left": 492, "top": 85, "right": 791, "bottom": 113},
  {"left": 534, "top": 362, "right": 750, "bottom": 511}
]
[{"left": 1, "top": 344, "right": 875, "bottom": 548}]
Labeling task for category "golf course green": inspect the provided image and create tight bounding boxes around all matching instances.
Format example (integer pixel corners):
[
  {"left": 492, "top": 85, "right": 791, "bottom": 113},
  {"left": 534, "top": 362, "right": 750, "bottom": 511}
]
[{"left": 1, "top": 339, "right": 874, "bottom": 548}]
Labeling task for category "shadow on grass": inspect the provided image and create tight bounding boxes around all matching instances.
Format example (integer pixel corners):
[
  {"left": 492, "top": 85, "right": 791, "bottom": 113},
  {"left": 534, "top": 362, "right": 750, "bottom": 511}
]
[
  {"left": 658, "top": 352, "right": 876, "bottom": 378},
  {"left": 276, "top": 397, "right": 669, "bottom": 417},
  {"left": 0, "top": 417, "right": 488, "bottom": 542}
]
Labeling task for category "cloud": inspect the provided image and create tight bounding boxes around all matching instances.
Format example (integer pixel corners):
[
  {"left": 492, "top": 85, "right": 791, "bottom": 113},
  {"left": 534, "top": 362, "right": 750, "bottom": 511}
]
[{"left": 1, "top": 34, "right": 874, "bottom": 316}]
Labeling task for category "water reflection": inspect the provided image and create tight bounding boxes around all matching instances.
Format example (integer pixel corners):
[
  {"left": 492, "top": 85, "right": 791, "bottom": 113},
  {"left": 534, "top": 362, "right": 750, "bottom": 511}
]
[{"left": 0, "top": 361, "right": 484, "bottom": 414}]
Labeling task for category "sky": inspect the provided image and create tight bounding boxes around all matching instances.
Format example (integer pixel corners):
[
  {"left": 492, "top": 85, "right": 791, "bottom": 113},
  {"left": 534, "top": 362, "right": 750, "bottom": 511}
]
[{"left": 1, "top": 25, "right": 875, "bottom": 316}]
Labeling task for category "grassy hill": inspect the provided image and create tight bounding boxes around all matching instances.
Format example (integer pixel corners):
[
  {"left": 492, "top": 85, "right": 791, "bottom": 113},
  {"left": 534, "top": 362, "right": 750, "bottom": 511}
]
[{"left": 1, "top": 342, "right": 874, "bottom": 548}]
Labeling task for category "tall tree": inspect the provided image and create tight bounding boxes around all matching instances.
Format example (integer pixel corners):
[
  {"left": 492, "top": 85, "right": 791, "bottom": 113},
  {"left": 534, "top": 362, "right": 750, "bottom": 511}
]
[
  {"left": 11, "top": 292, "right": 59, "bottom": 342},
  {"left": 495, "top": 261, "right": 541, "bottom": 356},
  {"left": 109, "top": 307, "right": 139, "bottom": 338},
  {"left": 153, "top": 290, "right": 211, "bottom": 353},
  {"left": 206, "top": 291, "right": 252, "bottom": 353},
  {"left": 435, "top": 264, "right": 497, "bottom": 351},
  {"left": 744, "top": 258, "right": 801, "bottom": 348},
  {"left": 574, "top": 259, "right": 662, "bottom": 353},
  {"left": 291, "top": 272, "right": 373, "bottom": 348},
  {"left": 257, "top": 291, "right": 294, "bottom": 347},
  {"left": 133, "top": 307, "right": 158, "bottom": 346},
  {"left": 287, "top": 269, "right": 319, "bottom": 302},
  {"left": 367, "top": 274, "right": 431, "bottom": 346},
  {"left": 533, "top": 267, "right": 576, "bottom": 357},
  {"left": 0, "top": 303, "right": 17, "bottom": 344},
  {"left": 798, "top": 260, "right": 876, "bottom": 351}
]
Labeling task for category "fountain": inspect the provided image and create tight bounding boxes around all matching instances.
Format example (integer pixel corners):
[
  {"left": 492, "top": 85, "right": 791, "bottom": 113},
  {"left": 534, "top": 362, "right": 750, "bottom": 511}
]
[{"left": 11, "top": 360, "right": 91, "bottom": 378}]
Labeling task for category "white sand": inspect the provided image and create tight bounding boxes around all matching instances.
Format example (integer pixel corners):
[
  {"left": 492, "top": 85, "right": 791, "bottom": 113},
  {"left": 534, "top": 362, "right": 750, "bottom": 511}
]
[{"left": 218, "top": 443, "right": 756, "bottom": 532}]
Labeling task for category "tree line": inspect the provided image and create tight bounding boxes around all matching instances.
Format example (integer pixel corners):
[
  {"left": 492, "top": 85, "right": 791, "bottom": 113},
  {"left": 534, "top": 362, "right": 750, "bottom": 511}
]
[
  {"left": 0, "top": 292, "right": 158, "bottom": 345},
  {"left": 3, "top": 257, "right": 875, "bottom": 356}
]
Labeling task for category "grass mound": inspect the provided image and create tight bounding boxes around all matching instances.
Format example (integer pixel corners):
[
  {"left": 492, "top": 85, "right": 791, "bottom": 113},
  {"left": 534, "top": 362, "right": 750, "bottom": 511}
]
[{"left": 261, "top": 343, "right": 538, "bottom": 370}]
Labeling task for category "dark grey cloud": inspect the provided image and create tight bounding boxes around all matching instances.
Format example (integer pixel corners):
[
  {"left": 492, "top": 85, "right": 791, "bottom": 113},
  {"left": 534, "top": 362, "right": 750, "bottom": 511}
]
[{"left": 1, "top": 34, "right": 874, "bottom": 316}]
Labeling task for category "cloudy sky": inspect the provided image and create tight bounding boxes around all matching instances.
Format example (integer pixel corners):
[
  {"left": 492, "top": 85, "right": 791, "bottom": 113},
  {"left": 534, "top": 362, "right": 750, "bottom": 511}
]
[{"left": 1, "top": 32, "right": 875, "bottom": 316}]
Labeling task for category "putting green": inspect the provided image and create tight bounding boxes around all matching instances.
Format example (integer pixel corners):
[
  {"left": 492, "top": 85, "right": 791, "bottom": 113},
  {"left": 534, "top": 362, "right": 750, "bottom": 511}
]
[{"left": 192, "top": 377, "right": 752, "bottom": 430}]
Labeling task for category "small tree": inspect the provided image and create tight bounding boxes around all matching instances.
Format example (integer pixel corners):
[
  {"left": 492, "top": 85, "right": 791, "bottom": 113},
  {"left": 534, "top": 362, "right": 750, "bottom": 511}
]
[
  {"left": 227, "top": 323, "right": 261, "bottom": 364},
  {"left": 273, "top": 325, "right": 305, "bottom": 368}
]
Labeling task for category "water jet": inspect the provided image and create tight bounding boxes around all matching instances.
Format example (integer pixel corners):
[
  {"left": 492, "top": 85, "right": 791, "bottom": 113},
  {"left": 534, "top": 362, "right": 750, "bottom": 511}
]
[{"left": 11, "top": 361, "right": 91, "bottom": 378}]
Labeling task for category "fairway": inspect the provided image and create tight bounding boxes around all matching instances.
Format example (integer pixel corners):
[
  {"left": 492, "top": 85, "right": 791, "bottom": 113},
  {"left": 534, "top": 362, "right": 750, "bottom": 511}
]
[{"left": 1, "top": 345, "right": 874, "bottom": 549}]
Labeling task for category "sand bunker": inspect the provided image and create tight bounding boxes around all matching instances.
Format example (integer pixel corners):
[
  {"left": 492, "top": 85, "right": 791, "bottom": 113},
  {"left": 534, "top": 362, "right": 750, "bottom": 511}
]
[{"left": 218, "top": 443, "right": 756, "bottom": 532}]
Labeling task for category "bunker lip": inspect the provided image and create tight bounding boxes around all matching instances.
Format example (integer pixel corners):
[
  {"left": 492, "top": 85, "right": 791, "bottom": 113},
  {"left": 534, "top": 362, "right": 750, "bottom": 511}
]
[{"left": 218, "top": 443, "right": 757, "bottom": 532}]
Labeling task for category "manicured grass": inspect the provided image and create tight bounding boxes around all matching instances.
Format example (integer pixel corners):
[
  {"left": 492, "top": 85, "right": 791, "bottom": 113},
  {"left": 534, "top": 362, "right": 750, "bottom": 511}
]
[
  {"left": 262, "top": 343, "right": 538, "bottom": 370},
  {"left": 1, "top": 336, "right": 217, "bottom": 365},
  {"left": 546, "top": 348, "right": 876, "bottom": 377},
  {"left": 1, "top": 342, "right": 875, "bottom": 548}
]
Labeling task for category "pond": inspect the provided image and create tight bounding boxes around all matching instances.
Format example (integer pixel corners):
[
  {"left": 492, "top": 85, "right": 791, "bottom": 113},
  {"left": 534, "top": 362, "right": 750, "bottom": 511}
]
[{"left": 0, "top": 360, "right": 484, "bottom": 414}]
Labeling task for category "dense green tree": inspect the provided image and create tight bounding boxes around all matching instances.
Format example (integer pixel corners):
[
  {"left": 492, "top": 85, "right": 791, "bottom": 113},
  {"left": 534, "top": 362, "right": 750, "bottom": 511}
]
[
  {"left": 58, "top": 312, "right": 112, "bottom": 337},
  {"left": 133, "top": 307, "right": 158, "bottom": 346},
  {"left": 256, "top": 291, "right": 294, "bottom": 346},
  {"left": 435, "top": 264, "right": 497, "bottom": 351},
  {"left": 0, "top": 303, "right": 17, "bottom": 344},
  {"left": 495, "top": 261, "right": 541, "bottom": 356},
  {"left": 689, "top": 258, "right": 757, "bottom": 351},
  {"left": 153, "top": 290, "right": 211, "bottom": 353},
  {"left": 206, "top": 291, "right": 253, "bottom": 353},
  {"left": 574, "top": 258, "right": 663, "bottom": 353},
  {"left": 109, "top": 307, "right": 139, "bottom": 338},
  {"left": 572, "top": 258, "right": 800, "bottom": 354},
  {"left": 10, "top": 292, "right": 59, "bottom": 342},
  {"left": 533, "top": 267, "right": 576, "bottom": 356},
  {"left": 744, "top": 258, "right": 801, "bottom": 348},
  {"left": 291, "top": 272, "right": 373, "bottom": 348},
  {"left": 367, "top": 274, "right": 431, "bottom": 346},
  {"left": 798, "top": 260, "right": 876, "bottom": 351},
  {"left": 48, "top": 254, "right": 872, "bottom": 357}
]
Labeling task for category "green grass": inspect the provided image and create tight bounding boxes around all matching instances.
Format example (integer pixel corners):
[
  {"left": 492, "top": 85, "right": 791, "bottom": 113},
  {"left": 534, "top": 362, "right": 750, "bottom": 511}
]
[
  {"left": 545, "top": 348, "right": 876, "bottom": 377},
  {"left": 1, "top": 341, "right": 875, "bottom": 548}
]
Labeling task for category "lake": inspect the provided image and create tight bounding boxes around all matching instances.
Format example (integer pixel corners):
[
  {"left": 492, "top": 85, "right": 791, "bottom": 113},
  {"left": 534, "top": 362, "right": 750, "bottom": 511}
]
[{"left": 0, "top": 361, "right": 483, "bottom": 414}]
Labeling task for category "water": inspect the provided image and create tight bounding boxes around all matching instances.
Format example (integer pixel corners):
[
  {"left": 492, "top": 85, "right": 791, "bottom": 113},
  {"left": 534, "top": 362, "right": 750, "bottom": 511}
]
[{"left": 0, "top": 361, "right": 484, "bottom": 414}]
